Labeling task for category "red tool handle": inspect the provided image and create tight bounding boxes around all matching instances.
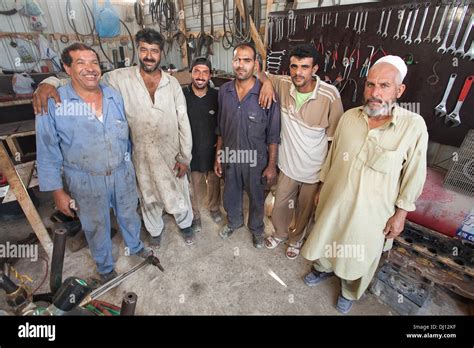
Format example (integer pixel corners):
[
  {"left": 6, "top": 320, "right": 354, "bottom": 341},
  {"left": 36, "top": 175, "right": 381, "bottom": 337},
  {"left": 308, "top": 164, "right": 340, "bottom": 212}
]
[{"left": 458, "top": 75, "right": 474, "bottom": 102}]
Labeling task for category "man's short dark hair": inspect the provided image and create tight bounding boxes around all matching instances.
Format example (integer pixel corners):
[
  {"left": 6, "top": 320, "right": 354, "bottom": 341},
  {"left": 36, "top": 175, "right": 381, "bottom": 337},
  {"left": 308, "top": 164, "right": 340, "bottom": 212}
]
[
  {"left": 61, "top": 43, "right": 100, "bottom": 67},
  {"left": 135, "top": 28, "right": 164, "bottom": 50},
  {"left": 289, "top": 44, "right": 321, "bottom": 67},
  {"left": 233, "top": 42, "right": 256, "bottom": 60}
]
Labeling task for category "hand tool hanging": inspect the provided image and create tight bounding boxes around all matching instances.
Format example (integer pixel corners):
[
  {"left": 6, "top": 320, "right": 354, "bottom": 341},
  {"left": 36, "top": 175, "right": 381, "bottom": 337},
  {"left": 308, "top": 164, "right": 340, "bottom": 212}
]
[
  {"left": 222, "top": 0, "right": 234, "bottom": 49},
  {"left": 196, "top": 0, "right": 214, "bottom": 57},
  {"left": 445, "top": 75, "right": 473, "bottom": 127}
]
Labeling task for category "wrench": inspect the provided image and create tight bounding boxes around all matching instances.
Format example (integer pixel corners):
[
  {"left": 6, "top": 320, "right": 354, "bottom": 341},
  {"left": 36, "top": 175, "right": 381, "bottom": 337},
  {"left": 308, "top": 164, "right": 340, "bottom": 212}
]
[
  {"left": 455, "top": 14, "right": 474, "bottom": 56},
  {"left": 437, "top": 4, "right": 459, "bottom": 53},
  {"left": 269, "top": 50, "right": 286, "bottom": 55},
  {"left": 353, "top": 12, "right": 359, "bottom": 32},
  {"left": 382, "top": 8, "right": 392, "bottom": 38},
  {"left": 357, "top": 11, "right": 363, "bottom": 34},
  {"left": 377, "top": 8, "right": 386, "bottom": 35},
  {"left": 401, "top": 6, "right": 414, "bottom": 41},
  {"left": 393, "top": 8, "right": 406, "bottom": 40},
  {"left": 434, "top": 73, "right": 457, "bottom": 117},
  {"left": 446, "top": 2, "right": 469, "bottom": 54},
  {"left": 405, "top": 5, "right": 420, "bottom": 45},
  {"left": 423, "top": 4, "right": 440, "bottom": 43},
  {"left": 268, "top": 18, "right": 273, "bottom": 47},
  {"left": 362, "top": 11, "right": 368, "bottom": 32},
  {"left": 345, "top": 12, "right": 351, "bottom": 29},
  {"left": 464, "top": 40, "right": 474, "bottom": 61},
  {"left": 432, "top": 4, "right": 450, "bottom": 44},
  {"left": 445, "top": 75, "right": 474, "bottom": 127},
  {"left": 414, "top": 4, "right": 430, "bottom": 44}
]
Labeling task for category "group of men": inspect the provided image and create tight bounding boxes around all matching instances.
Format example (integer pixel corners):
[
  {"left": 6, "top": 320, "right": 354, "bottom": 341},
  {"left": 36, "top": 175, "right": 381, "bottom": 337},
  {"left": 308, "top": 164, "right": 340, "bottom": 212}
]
[{"left": 33, "top": 27, "right": 428, "bottom": 313}]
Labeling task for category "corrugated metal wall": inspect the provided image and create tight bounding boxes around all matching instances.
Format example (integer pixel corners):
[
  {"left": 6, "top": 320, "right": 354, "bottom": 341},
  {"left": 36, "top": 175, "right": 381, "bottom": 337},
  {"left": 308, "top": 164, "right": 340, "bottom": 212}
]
[{"left": 0, "top": 0, "right": 376, "bottom": 73}]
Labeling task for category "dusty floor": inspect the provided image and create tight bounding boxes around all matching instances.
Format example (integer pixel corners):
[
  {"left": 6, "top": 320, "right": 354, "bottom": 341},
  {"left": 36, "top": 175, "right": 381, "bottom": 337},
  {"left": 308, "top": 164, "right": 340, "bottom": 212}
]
[{"left": 0, "top": 182, "right": 471, "bottom": 315}]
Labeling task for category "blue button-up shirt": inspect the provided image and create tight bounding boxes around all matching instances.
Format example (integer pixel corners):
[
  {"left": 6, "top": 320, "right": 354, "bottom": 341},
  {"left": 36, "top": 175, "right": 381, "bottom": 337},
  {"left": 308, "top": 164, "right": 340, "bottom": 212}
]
[
  {"left": 36, "top": 83, "right": 131, "bottom": 191},
  {"left": 217, "top": 79, "right": 281, "bottom": 157}
]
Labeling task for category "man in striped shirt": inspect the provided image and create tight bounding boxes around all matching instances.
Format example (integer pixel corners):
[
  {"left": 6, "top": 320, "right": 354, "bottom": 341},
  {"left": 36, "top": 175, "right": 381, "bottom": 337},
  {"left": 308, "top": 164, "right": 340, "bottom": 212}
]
[{"left": 259, "top": 44, "right": 344, "bottom": 259}]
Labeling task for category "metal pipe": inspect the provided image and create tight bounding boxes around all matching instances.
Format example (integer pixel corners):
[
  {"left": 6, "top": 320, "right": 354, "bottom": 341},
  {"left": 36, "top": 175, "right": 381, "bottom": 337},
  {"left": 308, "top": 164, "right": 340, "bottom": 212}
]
[
  {"left": 50, "top": 228, "right": 67, "bottom": 295},
  {"left": 120, "top": 292, "right": 137, "bottom": 316},
  {"left": 80, "top": 255, "right": 163, "bottom": 306}
]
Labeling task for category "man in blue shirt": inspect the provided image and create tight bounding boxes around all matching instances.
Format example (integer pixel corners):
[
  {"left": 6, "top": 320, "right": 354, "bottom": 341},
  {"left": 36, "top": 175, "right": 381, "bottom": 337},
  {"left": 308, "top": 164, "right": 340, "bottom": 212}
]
[
  {"left": 36, "top": 43, "right": 151, "bottom": 284},
  {"left": 214, "top": 43, "right": 281, "bottom": 248}
]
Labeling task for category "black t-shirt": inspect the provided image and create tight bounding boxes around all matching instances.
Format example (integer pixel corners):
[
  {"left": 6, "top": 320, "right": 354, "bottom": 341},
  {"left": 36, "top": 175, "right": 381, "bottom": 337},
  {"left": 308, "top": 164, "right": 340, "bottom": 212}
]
[{"left": 183, "top": 84, "right": 219, "bottom": 172}]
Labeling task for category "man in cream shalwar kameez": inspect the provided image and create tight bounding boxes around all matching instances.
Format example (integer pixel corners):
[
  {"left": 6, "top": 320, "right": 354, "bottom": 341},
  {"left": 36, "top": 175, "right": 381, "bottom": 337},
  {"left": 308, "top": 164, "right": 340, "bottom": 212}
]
[{"left": 301, "top": 56, "right": 428, "bottom": 313}]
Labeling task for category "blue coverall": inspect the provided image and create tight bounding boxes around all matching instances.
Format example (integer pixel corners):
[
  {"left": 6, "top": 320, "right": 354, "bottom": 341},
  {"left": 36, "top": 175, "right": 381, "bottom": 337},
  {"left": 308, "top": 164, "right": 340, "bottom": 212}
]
[{"left": 36, "top": 83, "right": 143, "bottom": 275}]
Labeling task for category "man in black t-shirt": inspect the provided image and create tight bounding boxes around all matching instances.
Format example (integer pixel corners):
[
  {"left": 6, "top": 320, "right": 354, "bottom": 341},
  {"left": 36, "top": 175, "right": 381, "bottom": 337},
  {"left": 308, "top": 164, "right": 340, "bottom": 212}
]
[{"left": 183, "top": 57, "right": 222, "bottom": 234}]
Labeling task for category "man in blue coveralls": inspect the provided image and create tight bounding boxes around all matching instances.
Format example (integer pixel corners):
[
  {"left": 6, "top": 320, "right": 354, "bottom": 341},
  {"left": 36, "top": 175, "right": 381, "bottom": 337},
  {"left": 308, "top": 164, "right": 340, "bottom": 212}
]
[
  {"left": 36, "top": 43, "right": 152, "bottom": 284},
  {"left": 214, "top": 43, "right": 281, "bottom": 248}
]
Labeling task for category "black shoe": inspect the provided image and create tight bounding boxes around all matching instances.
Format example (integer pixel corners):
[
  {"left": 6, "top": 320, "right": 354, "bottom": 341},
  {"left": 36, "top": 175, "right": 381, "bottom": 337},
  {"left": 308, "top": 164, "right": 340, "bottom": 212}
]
[
  {"left": 191, "top": 218, "right": 202, "bottom": 233},
  {"left": 219, "top": 225, "right": 235, "bottom": 239},
  {"left": 99, "top": 270, "right": 117, "bottom": 285},
  {"left": 181, "top": 227, "right": 195, "bottom": 245},
  {"left": 252, "top": 234, "right": 264, "bottom": 249}
]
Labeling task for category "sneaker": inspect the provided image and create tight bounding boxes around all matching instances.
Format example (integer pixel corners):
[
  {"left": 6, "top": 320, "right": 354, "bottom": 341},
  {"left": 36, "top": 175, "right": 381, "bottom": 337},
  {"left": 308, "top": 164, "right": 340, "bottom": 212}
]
[
  {"left": 336, "top": 294, "right": 353, "bottom": 314},
  {"left": 135, "top": 246, "right": 153, "bottom": 259},
  {"left": 181, "top": 227, "right": 195, "bottom": 245},
  {"left": 219, "top": 225, "right": 235, "bottom": 239},
  {"left": 210, "top": 210, "right": 222, "bottom": 224},
  {"left": 191, "top": 218, "right": 202, "bottom": 233},
  {"left": 99, "top": 270, "right": 117, "bottom": 285},
  {"left": 252, "top": 234, "right": 265, "bottom": 249},
  {"left": 303, "top": 270, "right": 334, "bottom": 287}
]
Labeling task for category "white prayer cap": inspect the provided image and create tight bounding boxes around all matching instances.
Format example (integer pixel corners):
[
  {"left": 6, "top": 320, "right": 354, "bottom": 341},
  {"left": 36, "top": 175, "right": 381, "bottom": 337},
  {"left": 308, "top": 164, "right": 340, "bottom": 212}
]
[{"left": 372, "top": 55, "right": 407, "bottom": 82}]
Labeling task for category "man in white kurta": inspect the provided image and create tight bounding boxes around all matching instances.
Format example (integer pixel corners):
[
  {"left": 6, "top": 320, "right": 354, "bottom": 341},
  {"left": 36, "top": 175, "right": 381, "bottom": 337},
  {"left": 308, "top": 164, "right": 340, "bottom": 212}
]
[
  {"left": 301, "top": 56, "right": 428, "bottom": 313},
  {"left": 35, "top": 29, "right": 194, "bottom": 246}
]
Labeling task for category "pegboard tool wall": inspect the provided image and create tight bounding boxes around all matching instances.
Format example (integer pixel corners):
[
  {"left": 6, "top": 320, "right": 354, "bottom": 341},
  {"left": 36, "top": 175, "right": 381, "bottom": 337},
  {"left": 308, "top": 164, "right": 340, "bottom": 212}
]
[{"left": 268, "top": 0, "right": 473, "bottom": 147}]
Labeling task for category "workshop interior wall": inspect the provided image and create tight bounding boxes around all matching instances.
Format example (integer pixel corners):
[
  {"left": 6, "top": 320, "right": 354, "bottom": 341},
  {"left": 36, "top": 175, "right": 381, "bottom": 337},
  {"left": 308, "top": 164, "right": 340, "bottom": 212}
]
[{"left": 0, "top": 0, "right": 375, "bottom": 74}]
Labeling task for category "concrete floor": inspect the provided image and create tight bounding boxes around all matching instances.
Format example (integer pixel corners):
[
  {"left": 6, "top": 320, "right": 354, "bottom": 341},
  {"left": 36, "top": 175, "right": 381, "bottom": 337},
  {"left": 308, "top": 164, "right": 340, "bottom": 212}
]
[{"left": 0, "top": 183, "right": 471, "bottom": 315}]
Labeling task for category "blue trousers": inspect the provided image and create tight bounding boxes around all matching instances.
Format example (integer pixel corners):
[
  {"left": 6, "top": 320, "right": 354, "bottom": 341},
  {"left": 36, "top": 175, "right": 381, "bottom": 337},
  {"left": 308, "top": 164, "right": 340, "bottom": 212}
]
[
  {"left": 64, "top": 161, "right": 143, "bottom": 274},
  {"left": 223, "top": 162, "right": 266, "bottom": 236}
]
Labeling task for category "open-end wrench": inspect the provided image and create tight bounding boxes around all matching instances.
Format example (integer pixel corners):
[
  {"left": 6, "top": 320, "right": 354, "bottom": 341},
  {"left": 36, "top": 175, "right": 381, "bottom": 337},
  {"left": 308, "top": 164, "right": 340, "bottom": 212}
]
[
  {"left": 401, "top": 6, "right": 414, "bottom": 41},
  {"left": 414, "top": 4, "right": 430, "bottom": 44},
  {"left": 447, "top": 2, "right": 469, "bottom": 54},
  {"left": 405, "top": 5, "right": 420, "bottom": 44},
  {"left": 445, "top": 75, "right": 474, "bottom": 127},
  {"left": 455, "top": 14, "right": 474, "bottom": 56},
  {"left": 353, "top": 12, "right": 359, "bottom": 32},
  {"left": 432, "top": 4, "right": 451, "bottom": 44},
  {"left": 269, "top": 49, "right": 286, "bottom": 56},
  {"left": 437, "top": 4, "right": 459, "bottom": 53},
  {"left": 464, "top": 40, "right": 474, "bottom": 60},
  {"left": 345, "top": 12, "right": 351, "bottom": 29},
  {"left": 434, "top": 73, "right": 457, "bottom": 117},
  {"left": 362, "top": 11, "right": 368, "bottom": 32},
  {"left": 377, "top": 8, "right": 386, "bottom": 35},
  {"left": 393, "top": 8, "right": 406, "bottom": 40},
  {"left": 423, "top": 3, "right": 440, "bottom": 43},
  {"left": 357, "top": 11, "right": 363, "bottom": 34},
  {"left": 382, "top": 8, "right": 392, "bottom": 38}
]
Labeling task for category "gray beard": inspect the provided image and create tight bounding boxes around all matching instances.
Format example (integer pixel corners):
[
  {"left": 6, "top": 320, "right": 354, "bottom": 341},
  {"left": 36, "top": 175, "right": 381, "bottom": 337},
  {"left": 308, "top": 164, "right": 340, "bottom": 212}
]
[{"left": 363, "top": 102, "right": 397, "bottom": 118}]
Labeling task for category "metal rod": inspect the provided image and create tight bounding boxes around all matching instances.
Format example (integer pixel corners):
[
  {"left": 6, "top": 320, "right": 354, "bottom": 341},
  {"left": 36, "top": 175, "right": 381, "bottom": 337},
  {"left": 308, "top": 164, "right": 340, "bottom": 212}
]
[{"left": 50, "top": 228, "right": 67, "bottom": 295}]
